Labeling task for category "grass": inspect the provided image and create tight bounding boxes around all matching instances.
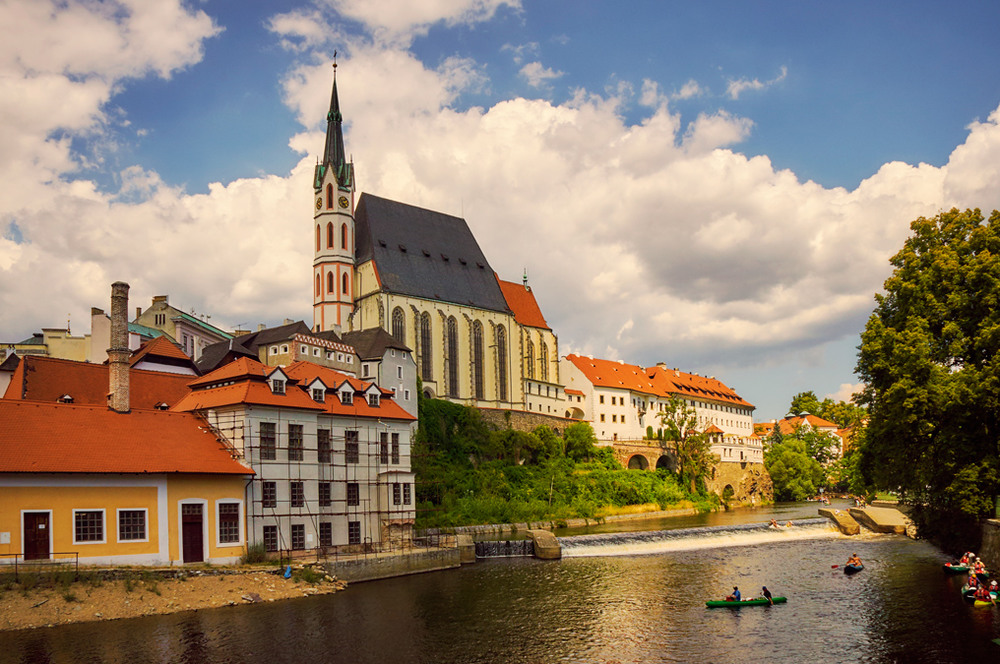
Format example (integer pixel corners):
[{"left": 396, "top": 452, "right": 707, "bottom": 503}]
[
  {"left": 62, "top": 591, "right": 78, "bottom": 603},
  {"left": 293, "top": 567, "right": 323, "bottom": 585},
  {"left": 241, "top": 542, "right": 268, "bottom": 564}
]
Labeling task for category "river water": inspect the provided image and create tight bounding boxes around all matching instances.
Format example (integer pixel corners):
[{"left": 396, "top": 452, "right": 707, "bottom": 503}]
[{"left": 3, "top": 501, "right": 999, "bottom": 663}]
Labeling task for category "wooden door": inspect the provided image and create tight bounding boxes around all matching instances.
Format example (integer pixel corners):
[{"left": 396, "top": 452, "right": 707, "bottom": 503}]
[
  {"left": 181, "top": 504, "right": 204, "bottom": 563},
  {"left": 23, "top": 512, "right": 50, "bottom": 560}
]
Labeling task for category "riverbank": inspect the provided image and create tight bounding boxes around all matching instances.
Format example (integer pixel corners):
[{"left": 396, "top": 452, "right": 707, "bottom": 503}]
[{"left": 0, "top": 566, "right": 345, "bottom": 632}]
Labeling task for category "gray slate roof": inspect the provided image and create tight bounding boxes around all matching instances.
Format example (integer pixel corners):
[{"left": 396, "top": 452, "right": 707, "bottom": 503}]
[
  {"left": 354, "top": 193, "right": 512, "bottom": 314},
  {"left": 341, "top": 328, "right": 410, "bottom": 361}
]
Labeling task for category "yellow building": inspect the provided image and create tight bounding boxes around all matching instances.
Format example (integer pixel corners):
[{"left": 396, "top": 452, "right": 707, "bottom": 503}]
[{"left": 0, "top": 401, "right": 253, "bottom": 566}]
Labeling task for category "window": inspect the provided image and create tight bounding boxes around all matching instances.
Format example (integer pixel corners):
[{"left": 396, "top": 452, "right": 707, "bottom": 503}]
[
  {"left": 404, "top": 389, "right": 411, "bottom": 400},
  {"left": 397, "top": 365, "right": 403, "bottom": 379},
  {"left": 319, "top": 522, "right": 332, "bottom": 547},
  {"left": 300, "top": 345, "right": 308, "bottom": 354},
  {"left": 327, "top": 221, "right": 334, "bottom": 247},
  {"left": 291, "top": 524, "right": 305, "bottom": 550},
  {"left": 337, "top": 352, "right": 344, "bottom": 361},
  {"left": 317, "top": 429, "right": 331, "bottom": 462},
  {"left": 600, "top": 395, "right": 605, "bottom": 404},
  {"left": 316, "top": 224, "right": 321, "bottom": 251},
  {"left": 497, "top": 325, "right": 507, "bottom": 401},
  {"left": 368, "top": 393, "right": 380, "bottom": 407},
  {"left": 362, "top": 363, "right": 370, "bottom": 376},
  {"left": 328, "top": 271, "right": 334, "bottom": 294},
  {"left": 315, "top": 274, "right": 321, "bottom": 296},
  {"left": 526, "top": 339, "right": 535, "bottom": 379},
  {"left": 319, "top": 483, "right": 332, "bottom": 507},
  {"left": 313, "top": 347, "right": 320, "bottom": 356},
  {"left": 393, "top": 483, "right": 402, "bottom": 505},
  {"left": 219, "top": 503, "right": 240, "bottom": 544},
  {"left": 270, "top": 346, "right": 278, "bottom": 355},
  {"left": 611, "top": 397, "right": 616, "bottom": 405},
  {"left": 539, "top": 340, "right": 549, "bottom": 381},
  {"left": 260, "top": 422, "right": 276, "bottom": 460},
  {"left": 290, "top": 482, "right": 304, "bottom": 508},
  {"left": 391, "top": 433, "right": 400, "bottom": 464},
  {"left": 271, "top": 378, "right": 285, "bottom": 395},
  {"left": 341, "top": 223, "right": 349, "bottom": 250},
  {"left": 345, "top": 430, "right": 359, "bottom": 463},
  {"left": 473, "top": 321, "right": 484, "bottom": 399},
  {"left": 263, "top": 525, "right": 278, "bottom": 552},
  {"left": 326, "top": 183, "right": 333, "bottom": 209},
  {"left": 340, "top": 390, "right": 353, "bottom": 404},
  {"left": 74, "top": 510, "right": 104, "bottom": 543},
  {"left": 117, "top": 509, "right": 146, "bottom": 542},
  {"left": 288, "top": 424, "right": 304, "bottom": 461},
  {"left": 380, "top": 432, "right": 389, "bottom": 464},
  {"left": 446, "top": 316, "right": 459, "bottom": 397},
  {"left": 348, "top": 521, "right": 361, "bottom": 545},
  {"left": 341, "top": 272, "right": 349, "bottom": 295},
  {"left": 280, "top": 344, "right": 288, "bottom": 353},
  {"left": 262, "top": 481, "right": 277, "bottom": 508},
  {"left": 403, "top": 484, "right": 412, "bottom": 505},
  {"left": 612, "top": 414, "right": 617, "bottom": 423},
  {"left": 391, "top": 307, "right": 405, "bottom": 342},
  {"left": 347, "top": 482, "right": 360, "bottom": 506},
  {"left": 600, "top": 414, "right": 605, "bottom": 422},
  {"left": 312, "top": 387, "right": 325, "bottom": 402},
  {"left": 420, "top": 312, "right": 432, "bottom": 381}
]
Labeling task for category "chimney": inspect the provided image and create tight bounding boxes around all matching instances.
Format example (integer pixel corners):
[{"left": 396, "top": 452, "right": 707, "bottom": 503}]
[
  {"left": 136, "top": 306, "right": 141, "bottom": 319},
  {"left": 108, "top": 281, "right": 131, "bottom": 413}
]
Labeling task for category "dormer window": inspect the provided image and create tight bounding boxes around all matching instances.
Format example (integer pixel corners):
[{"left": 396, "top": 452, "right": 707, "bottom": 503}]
[
  {"left": 312, "top": 388, "right": 325, "bottom": 402},
  {"left": 271, "top": 378, "right": 285, "bottom": 395},
  {"left": 154, "top": 402, "right": 169, "bottom": 410},
  {"left": 58, "top": 394, "right": 74, "bottom": 404},
  {"left": 340, "top": 390, "right": 353, "bottom": 405},
  {"left": 368, "top": 393, "right": 380, "bottom": 407}
]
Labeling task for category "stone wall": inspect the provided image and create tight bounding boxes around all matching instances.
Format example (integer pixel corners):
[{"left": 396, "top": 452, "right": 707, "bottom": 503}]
[
  {"left": 478, "top": 408, "right": 577, "bottom": 435},
  {"left": 705, "top": 462, "right": 773, "bottom": 505},
  {"left": 980, "top": 519, "right": 1000, "bottom": 573}
]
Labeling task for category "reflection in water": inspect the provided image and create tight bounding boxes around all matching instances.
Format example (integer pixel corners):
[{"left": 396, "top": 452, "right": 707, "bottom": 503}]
[{"left": 3, "top": 506, "right": 1000, "bottom": 663}]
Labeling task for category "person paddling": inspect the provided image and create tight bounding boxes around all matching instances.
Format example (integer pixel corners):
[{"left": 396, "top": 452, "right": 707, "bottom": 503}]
[
  {"left": 846, "top": 553, "right": 862, "bottom": 567},
  {"left": 725, "top": 586, "right": 741, "bottom": 602},
  {"left": 761, "top": 586, "right": 773, "bottom": 605}
]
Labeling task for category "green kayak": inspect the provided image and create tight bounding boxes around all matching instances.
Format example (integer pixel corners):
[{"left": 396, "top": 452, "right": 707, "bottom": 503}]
[{"left": 706, "top": 597, "right": 787, "bottom": 608}]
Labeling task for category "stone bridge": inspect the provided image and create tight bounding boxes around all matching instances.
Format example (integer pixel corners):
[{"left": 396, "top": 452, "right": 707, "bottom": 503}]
[{"left": 608, "top": 440, "right": 677, "bottom": 471}]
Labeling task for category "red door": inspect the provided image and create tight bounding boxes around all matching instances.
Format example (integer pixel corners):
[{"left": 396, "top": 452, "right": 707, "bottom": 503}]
[
  {"left": 23, "top": 512, "right": 50, "bottom": 560},
  {"left": 181, "top": 504, "right": 204, "bottom": 563}
]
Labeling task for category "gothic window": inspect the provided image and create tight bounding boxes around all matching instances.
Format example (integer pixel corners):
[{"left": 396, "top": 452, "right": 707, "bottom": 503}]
[
  {"left": 328, "top": 271, "right": 334, "bottom": 294},
  {"left": 326, "top": 183, "right": 333, "bottom": 209},
  {"left": 315, "top": 274, "right": 320, "bottom": 297},
  {"left": 341, "top": 223, "right": 349, "bottom": 250},
  {"left": 539, "top": 340, "right": 549, "bottom": 381},
  {"left": 472, "top": 321, "right": 484, "bottom": 400},
  {"left": 420, "top": 312, "right": 432, "bottom": 382},
  {"left": 341, "top": 272, "right": 349, "bottom": 295},
  {"left": 446, "top": 316, "right": 459, "bottom": 397},
  {"left": 316, "top": 225, "right": 320, "bottom": 251},
  {"left": 327, "top": 222, "right": 334, "bottom": 249},
  {"left": 497, "top": 325, "right": 508, "bottom": 401},
  {"left": 391, "top": 307, "right": 405, "bottom": 343},
  {"left": 526, "top": 340, "right": 535, "bottom": 379}
]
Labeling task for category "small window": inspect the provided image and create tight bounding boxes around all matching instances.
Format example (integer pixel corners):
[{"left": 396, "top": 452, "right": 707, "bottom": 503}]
[
  {"left": 346, "top": 356, "right": 353, "bottom": 364},
  {"left": 313, "top": 347, "right": 320, "bottom": 356},
  {"left": 317, "top": 429, "right": 332, "bottom": 462},
  {"left": 218, "top": 503, "right": 240, "bottom": 544},
  {"left": 345, "top": 430, "right": 359, "bottom": 463},
  {"left": 403, "top": 484, "right": 412, "bottom": 505},
  {"left": 281, "top": 344, "right": 288, "bottom": 353},
  {"left": 612, "top": 415, "right": 617, "bottom": 423},
  {"left": 393, "top": 483, "right": 401, "bottom": 505},
  {"left": 271, "top": 379, "right": 285, "bottom": 395},
  {"left": 347, "top": 482, "right": 360, "bottom": 506},
  {"left": 338, "top": 353, "right": 344, "bottom": 362},
  {"left": 600, "top": 414, "right": 605, "bottom": 422},
  {"left": 262, "top": 481, "right": 277, "bottom": 508},
  {"left": 397, "top": 366, "right": 402, "bottom": 379},
  {"left": 117, "top": 509, "right": 146, "bottom": 542},
  {"left": 271, "top": 346, "right": 278, "bottom": 355},
  {"left": 340, "top": 390, "right": 353, "bottom": 404},
  {"left": 319, "top": 483, "right": 332, "bottom": 507},
  {"left": 368, "top": 393, "right": 380, "bottom": 407},
  {"left": 363, "top": 363, "right": 370, "bottom": 376},
  {"left": 319, "top": 522, "right": 332, "bottom": 547},
  {"left": 348, "top": 521, "right": 361, "bottom": 545},
  {"left": 312, "top": 387, "right": 325, "bottom": 402},
  {"left": 391, "top": 349, "right": 396, "bottom": 357},
  {"left": 260, "top": 422, "right": 277, "bottom": 460},
  {"left": 288, "top": 424, "right": 304, "bottom": 461},
  {"left": 74, "top": 510, "right": 104, "bottom": 544},
  {"left": 404, "top": 389, "right": 411, "bottom": 401},
  {"left": 263, "top": 525, "right": 278, "bottom": 552},
  {"left": 300, "top": 345, "right": 308, "bottom": 354},
  {"left": 290, "top": 481, "right": 305, "bottom": 507},
  {"left": 391, "top": 433, "right": 400, "bottom": 464},
  {"left": 600, "top": 395, "right": 605, "bottom": 404},
  {"left": 291, "top": 524, "right": 305, "bottom": 550}
]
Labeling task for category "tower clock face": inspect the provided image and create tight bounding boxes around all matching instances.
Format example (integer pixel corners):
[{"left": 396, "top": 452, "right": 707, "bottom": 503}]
[
  {"left": 338, "top": 196, "right": 350, "bottom": 209},
  {"left": 315, "top": 197, "right": 322, "bottom": 210}
]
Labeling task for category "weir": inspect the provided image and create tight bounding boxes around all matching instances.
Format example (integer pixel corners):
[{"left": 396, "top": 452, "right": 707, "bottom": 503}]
[
  {"left": 558, "top": 518, "right": 839, "bottom": 558},
  {"left": 475, "top": 539, "right": 535, "bottom": 558}
]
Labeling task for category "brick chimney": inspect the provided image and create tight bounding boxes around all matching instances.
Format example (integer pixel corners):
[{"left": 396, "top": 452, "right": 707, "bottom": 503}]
[{"left": 108, "top": 281, "right": 130, "bottom": 413}]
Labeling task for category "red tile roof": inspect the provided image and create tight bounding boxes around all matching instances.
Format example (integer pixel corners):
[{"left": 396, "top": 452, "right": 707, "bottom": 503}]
[
  {"left": 564, "top": 355, "right": 754, "bottom": 408},
  {"left": 565, "top": 388, "right": 584, "bottom": 396},
  {"left": 129, "top": 335, "right": 193, "bottom": 366},
  {"left": 283, "top": 361, "right": 416, "bottom": 421},
  {"left": 0, "top": 400, "right": 253, "bottom": 475},
  {"left": 497, "top": 279, "right": 550, "bottom": 330},
  {"left": 3, "top": 355, "right": 194, "bottom": 409}
]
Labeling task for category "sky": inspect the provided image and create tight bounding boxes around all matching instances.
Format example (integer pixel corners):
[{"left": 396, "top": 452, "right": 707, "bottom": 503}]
[{"left": 3, "top": 0, "right": 1000, "bottom": 421}]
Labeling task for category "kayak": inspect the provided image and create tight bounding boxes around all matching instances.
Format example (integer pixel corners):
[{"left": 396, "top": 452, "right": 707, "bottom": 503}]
[
  {"left": 974, "top": 599, "right": 997, "bottom": 608},
  {"left": 962, "top": 586, "right": 997, "bottom": 601},
  {"left": 944, "top": 563, "right": 971, "bottom": 574},
  {"left": 844, "top": 564, "right": 864, "bottom": 575},
  {"left": 706, "top": 597, "right": 787, "bottom": 608}
]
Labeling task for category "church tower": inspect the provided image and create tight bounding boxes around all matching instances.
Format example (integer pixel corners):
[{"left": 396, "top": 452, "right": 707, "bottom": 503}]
[{"left": 312, "top": 64, "right": 356, "bottom": 332}]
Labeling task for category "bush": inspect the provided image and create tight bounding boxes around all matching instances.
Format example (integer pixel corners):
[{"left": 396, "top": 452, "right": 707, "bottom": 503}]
[{"left": 241, "top": 542, "right": 268, "bottom": 564}]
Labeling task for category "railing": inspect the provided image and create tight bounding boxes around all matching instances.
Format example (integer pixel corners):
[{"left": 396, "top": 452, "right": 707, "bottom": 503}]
[{"left": 0, "top": 552, "right": 79, "bottom": 582}]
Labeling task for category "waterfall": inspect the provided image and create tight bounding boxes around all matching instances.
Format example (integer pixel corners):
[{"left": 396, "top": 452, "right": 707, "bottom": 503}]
[{"left": 475, "top": 539, "right": 536, "bottom": 558}]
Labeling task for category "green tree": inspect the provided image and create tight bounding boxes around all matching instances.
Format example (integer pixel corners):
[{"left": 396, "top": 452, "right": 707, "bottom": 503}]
[
  {"left": 789, "top": 391, "right": 822, "bottom": 416},
  {"left": 658, "top": 396, "right": 717, "bottom": 493},
  {"left": 765, "top": 438, "right": 826, "bottom": 501},
  {"left": 563, "top": 422, "right": 597, "bottom": 462},
  {"left": 856, "top": 208, "right": 1000, "bottom": 530}
]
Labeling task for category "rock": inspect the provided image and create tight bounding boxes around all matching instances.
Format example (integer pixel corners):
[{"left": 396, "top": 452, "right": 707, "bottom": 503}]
[{"left": 95, "top": 612, "right": 103, "bottom": 618}]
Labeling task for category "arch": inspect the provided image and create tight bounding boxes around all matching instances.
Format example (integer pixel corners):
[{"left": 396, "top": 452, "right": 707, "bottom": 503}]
[
  {"left": 627, "top": 455, "right": 649, "bottom": 470},
  {"left": 526, "top": 340, "right": 535, "bottom": 379},
  {"left": 496, "top": 325, "right": 507, "bottom": 401},
  {"left": 420, "top": 312, "right": 432, "bottom": 382},
  {"left": 656, "top": 454, "right": 677, "bottom": 472},
  {"left": 539, "top": 340, "right": 549, "bottom": 381},
  {"left": 446, "top": 316, "right": 459, "bottom": 397},
  {"left": 565, "top": 407, "right": 585, "bottom": 420},
  {"left": 472, "top": 320, "right": 484, "bottom": 400},
  {"left": 391, "top": 307, "right": 406, "bottom": 343},
  {"left": 327, "top": 271, "right": 334, "bottom": 294},
  {"left": 341, "top": 223, "right": 349, "bottom": 250},
  {"left": 326, "top": 183, "right": 333, "bottom": 209},
  {"left": 341, "top": 272, "right": 349, "bottom": 295},
  {"left": 315, "top": 224, "right": 320, "bottom": 252},
  {"left": 722, "top": 485, "right": 736, "bottom": 502},
  {"left": 326, "top": 222, "right": 334, "bottom": 249}
]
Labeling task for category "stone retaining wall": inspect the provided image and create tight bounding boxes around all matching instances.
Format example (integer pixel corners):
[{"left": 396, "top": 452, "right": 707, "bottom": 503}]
[
  {"left": 478, "top": 408, "right": 577, "bottom": 434},
  {"left": 981, "top": 519, "right": 1000, "bottom": 574}
]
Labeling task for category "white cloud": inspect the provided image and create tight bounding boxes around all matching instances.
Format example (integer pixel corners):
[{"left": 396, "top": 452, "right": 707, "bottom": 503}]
[
  {"left": 501, "top": 41, "right": 539, "bottom": 65},
  {"left": 327, "top": 0, "right": 521, "bottom": 46},
  {"left": 727, "top": 65, "right": 788, "bottom": 100},
  {"left": 828, "top": 382, "right": 864, "bottom": 403},
  {"left": 519, "top": 61, "right": 564, "bottom": 88}
]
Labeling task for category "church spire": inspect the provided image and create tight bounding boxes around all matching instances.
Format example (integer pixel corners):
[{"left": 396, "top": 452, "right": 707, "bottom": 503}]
[{"left": 316, "top": 56, "right": 352, "bottom": 189}]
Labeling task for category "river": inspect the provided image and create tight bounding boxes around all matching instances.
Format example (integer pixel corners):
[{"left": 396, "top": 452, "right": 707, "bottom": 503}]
[{"left": 3, "top": 501, "right": 999, "bottom": 663}]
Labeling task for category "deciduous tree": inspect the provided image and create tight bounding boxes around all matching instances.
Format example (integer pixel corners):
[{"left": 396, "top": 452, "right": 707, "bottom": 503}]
[{"left": 658, "top": 396, "right": 718, "bottom": 493}]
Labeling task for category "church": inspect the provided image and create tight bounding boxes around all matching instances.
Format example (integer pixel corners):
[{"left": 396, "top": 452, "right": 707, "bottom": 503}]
[{"left": 311, "top": 69, "right": 564, "bottom": 416}]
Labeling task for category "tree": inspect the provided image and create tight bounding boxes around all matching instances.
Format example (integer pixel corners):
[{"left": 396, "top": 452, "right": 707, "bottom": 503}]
[
  {"left": 563, "top": 422, "right": 597, "bottom": 462},
  {"left": 789, "top": 391, "right": 822, "bottom": 416},
  {"left": 765, "top": 438, "right": 826, "bottom": 501},
  {"left": 856, "top": 208, "right": 1000, "bottom": 527},
  {"left": 658, "top": 396, "right": 718, "bottom": 493}
]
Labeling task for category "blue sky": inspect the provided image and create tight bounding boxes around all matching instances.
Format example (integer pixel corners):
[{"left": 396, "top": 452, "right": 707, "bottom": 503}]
[{"left": 3, "top": 0, "right": 1000, "bottom": 420}]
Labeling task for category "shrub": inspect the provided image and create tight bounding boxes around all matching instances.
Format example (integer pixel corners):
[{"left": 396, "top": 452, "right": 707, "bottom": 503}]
[{"left": 241, "top": 542, "right": 268, "bottom": 564}]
